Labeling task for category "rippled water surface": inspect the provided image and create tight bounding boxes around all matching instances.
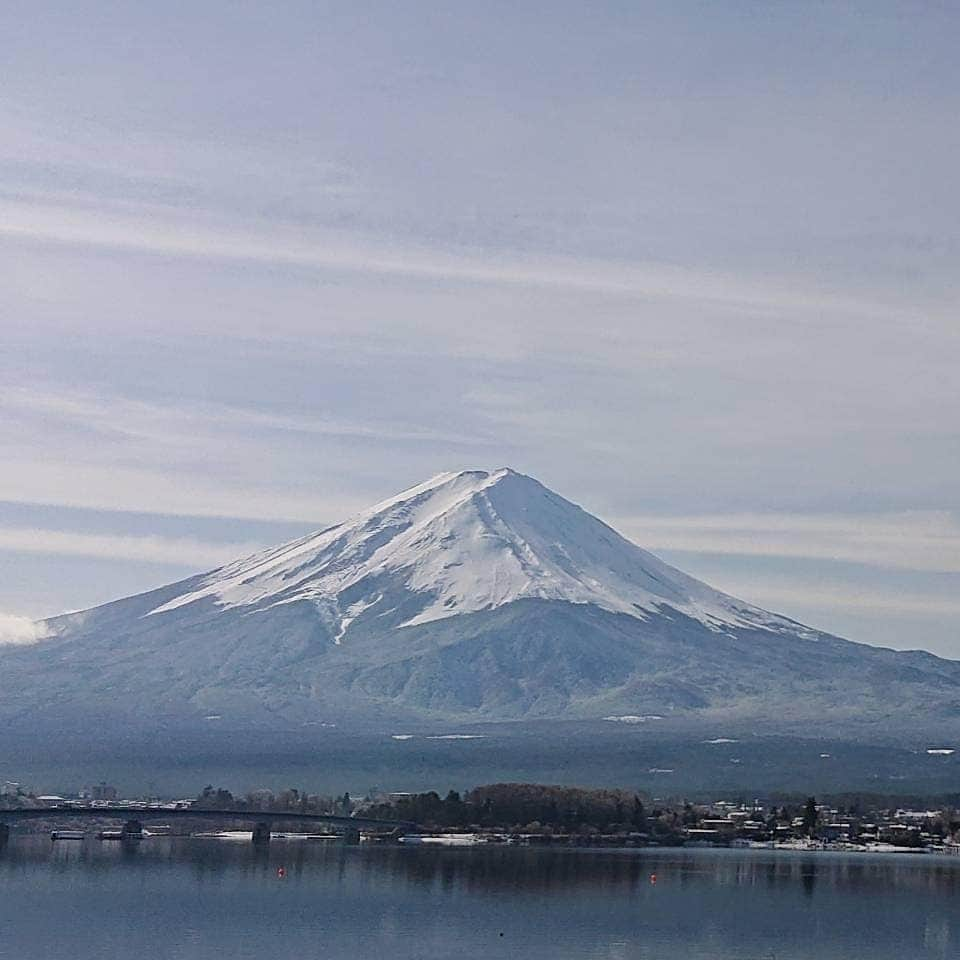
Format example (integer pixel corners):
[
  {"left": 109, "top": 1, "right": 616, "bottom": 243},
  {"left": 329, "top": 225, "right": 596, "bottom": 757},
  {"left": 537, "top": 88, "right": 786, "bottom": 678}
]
[{"left": 1, "top": 838, "right": 958, "bottom": 959}]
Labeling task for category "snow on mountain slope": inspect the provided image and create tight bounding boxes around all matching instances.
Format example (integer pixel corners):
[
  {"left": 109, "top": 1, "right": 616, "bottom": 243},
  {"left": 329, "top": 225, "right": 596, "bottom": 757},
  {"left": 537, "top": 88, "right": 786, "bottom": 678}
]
[
  {"left": 8, "top": 466, "right": 960, "bottom": 738},
  {"left": 145, "top": 468, "right": 812, "bottom": 640}
]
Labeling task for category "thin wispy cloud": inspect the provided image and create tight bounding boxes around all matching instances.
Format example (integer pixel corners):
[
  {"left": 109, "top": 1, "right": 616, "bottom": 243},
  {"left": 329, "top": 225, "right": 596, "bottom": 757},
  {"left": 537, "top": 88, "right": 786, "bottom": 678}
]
[
  {"left": 0, "top": 526, "right": 266, "bottom": 568},
  {"left": 1, "top": 384, "right": 494, "bottom": 448},
  {"left": 0, "top": 458, "right": 345, "bottom": 523},
  {"left": 0, "top": 613, "right": 49, "bottom": 647},
  {"left": 0, "top": 196, "right": 938, "bottom": 324},
  {"left": 619, "top": 511, "right": 960, "bottom": 575},
  {"left": 704, "top": 576, "right": 960, "bottom": 623},
  {"left": 0, "top": 384, "right": 496, "bottom": 520}
]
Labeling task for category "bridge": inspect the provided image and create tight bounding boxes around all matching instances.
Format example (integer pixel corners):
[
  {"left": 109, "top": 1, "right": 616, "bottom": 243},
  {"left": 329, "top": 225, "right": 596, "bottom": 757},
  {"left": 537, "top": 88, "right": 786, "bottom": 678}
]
[{"left": 0, "top": 806, "right": 418, "bottom": 845}]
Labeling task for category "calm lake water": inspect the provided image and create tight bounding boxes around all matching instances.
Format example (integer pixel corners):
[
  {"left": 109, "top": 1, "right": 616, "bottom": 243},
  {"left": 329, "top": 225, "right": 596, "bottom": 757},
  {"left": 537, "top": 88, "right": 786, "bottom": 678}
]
[{"left": 1, "top": 838, "right": 958, "bottom": 959}]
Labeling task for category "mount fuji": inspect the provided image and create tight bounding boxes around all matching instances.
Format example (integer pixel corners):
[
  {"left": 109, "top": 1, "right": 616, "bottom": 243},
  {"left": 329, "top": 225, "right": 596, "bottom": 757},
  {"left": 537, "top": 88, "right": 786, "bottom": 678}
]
[{"left": 4, "top": 468, "right": 960, "bottom": 749}]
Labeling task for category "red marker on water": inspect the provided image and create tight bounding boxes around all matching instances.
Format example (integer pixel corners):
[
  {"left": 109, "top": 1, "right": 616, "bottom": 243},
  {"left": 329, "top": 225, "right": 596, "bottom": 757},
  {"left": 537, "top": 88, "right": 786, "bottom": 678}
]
[{"left": 650, "top": 873, "right": 657, "bottom": 884}]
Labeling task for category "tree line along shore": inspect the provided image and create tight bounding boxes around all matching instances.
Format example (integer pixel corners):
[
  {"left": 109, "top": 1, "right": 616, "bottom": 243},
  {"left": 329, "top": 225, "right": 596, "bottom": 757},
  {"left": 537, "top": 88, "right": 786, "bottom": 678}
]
[{"left": 6, "top": 781, "right": 960, "bottom": 850}]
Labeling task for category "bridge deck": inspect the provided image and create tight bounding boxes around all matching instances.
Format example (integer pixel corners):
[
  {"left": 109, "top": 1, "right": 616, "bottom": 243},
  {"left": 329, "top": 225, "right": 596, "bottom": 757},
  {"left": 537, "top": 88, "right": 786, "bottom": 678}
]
[{"left": 0, "top": 806, "right": 417, "bottom": 830}]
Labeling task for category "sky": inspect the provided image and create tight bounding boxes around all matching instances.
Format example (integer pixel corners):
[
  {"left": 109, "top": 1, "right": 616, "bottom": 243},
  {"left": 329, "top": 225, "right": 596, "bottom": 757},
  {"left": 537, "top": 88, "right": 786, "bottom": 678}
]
[{"left": 1, "top": 0, "right": 957, "bottom": 655}]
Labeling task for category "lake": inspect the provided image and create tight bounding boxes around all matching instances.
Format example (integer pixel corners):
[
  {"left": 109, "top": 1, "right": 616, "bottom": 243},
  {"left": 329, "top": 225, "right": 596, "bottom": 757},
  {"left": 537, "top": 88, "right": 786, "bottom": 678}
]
[{"left": 1, "top": 838, "right": 958, "bottom": 958}]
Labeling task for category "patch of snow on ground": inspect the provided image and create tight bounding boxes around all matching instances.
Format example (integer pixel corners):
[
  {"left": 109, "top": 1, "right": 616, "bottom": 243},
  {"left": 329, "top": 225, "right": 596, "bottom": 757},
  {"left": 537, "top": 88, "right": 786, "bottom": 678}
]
[
  {"left": 603, "top": 715, "right": 664, "bottom": 724},
  {"left": 334, "top": 594, "right": 383, "bottom": 643},
  {"left": 194, "top": 831, "right": 254, "bottom": 841},
  {"left": 424, "top": 734, "right": 485, "bottom": 740},
  {"left": 391, "top": 733, "right": 484, "bottom": 741}
]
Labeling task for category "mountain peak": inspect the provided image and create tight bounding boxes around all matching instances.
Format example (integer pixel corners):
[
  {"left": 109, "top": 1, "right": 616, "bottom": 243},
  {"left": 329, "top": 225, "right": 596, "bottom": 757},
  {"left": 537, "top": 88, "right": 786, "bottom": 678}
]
[
  {"left": 144, "top": 467, "right": 804, "bottom": 641},
  {"left": 379, "top": 466, "right": 528, "bottom": 502},
  {"left": 24, "top": 467, "right": 960, "bottom": 736},
  {"left": 359, "top": 466, "right": 524, "bottom": 514}
]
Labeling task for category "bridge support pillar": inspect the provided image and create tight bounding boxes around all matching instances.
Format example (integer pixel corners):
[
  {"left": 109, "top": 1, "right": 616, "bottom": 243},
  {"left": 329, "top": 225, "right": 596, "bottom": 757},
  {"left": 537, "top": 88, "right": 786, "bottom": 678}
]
[
  {"left": 0, "top": 822, "right": 9, "bottom": 846},
  {"left": 122, "top": 819, "right": 143, "bottom": 843},
  {"left": 252, "top": 822, "right": 271, "bottom": 845}
]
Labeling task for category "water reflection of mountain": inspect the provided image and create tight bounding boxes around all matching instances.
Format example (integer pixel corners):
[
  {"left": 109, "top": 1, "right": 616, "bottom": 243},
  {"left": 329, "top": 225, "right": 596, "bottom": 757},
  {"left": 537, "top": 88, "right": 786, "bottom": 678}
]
[
  {"left": 4, "top": 838, "right": 960, "bottom": 898},
  {"left": 4, "top": 840, "right": 960, "bottom": 960}
]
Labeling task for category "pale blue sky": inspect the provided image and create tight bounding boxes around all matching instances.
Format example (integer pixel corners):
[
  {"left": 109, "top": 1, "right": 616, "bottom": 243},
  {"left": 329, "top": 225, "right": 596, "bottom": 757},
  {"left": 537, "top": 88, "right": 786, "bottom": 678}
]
[{"left": 1, "top": 1, "right": 957, "bottom": 654}]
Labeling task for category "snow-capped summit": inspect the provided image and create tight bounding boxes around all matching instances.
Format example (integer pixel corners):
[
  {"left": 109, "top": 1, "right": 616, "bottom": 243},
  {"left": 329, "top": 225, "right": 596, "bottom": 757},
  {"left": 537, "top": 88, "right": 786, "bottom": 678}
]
[{"left": 146, "top": 467, "right": 803, "bottom": 640}]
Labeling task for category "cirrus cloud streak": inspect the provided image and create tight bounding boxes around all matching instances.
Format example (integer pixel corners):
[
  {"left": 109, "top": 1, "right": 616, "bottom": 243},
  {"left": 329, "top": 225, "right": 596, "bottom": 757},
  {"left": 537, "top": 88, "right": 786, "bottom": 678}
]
[
  {"left": 0, "top": 526, "right": 266, "bottom": 568},
  {"left": 619, "top": 511, "right": 960, "bottom": 575}
]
